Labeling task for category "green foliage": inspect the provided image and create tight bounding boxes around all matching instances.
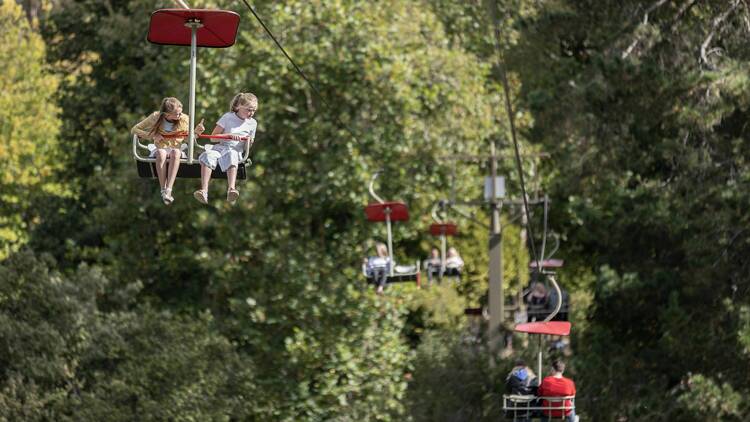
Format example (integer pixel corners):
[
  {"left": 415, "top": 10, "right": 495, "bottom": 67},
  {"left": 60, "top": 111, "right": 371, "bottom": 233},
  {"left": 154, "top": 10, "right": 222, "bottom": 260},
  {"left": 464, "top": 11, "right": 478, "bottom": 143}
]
[
  {"left": 0, "top": 250, "right": 258, "bottom": 421},
  {"left": 26, "top": 0, "right": 509, "bottom": 419},
  {"left": 739, "top": 305, "right": 750, "bottom": 356},
  {"left": 405, "top": 330, "right": 509, "bottom": 422},
  {"left": 21, "top": 0, "right": 750, "bottom": 420},
  {"left": 504, "top": 0, "right": 750, "bottom": 419},
  {"left": 674, "top": 374, "right": 743, "bottom": 422},
  {"left": 409, "top": 283, "right": 468, "bottom": 333},
  {"left": 0, "top": 0, "right": 62, "bottom": 258}
]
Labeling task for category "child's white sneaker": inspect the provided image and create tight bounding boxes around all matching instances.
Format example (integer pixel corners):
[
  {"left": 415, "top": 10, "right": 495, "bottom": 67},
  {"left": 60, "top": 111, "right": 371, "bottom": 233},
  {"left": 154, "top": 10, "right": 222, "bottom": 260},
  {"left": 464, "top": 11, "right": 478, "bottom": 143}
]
[
  {"left": 193, "top": 190, "right": 208, "bottom": 204},
  {"left": 163, "top": 188, "right": 174, "bottom": 205},
  {"left": 227, "top": 188, "right": 240, "bottom": 203}
]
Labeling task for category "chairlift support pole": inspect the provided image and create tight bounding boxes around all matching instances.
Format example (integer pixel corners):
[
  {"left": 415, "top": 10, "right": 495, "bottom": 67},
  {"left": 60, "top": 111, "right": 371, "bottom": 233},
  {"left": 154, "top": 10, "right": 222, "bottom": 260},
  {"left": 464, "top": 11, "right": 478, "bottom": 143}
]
[
  {"left": 537, "top": 335, "right": 543, "bottom": 380},
  {"left": 185, "top": 19, "right": 201, "bottom": 164},
  {"left": 433, "top": 201, "right": 448, "bottom": 278},
  {"left": 440, "top": 232, "right": 447, "bottom": 277},
  {"left": 385, "top": 208, "right": 394, "bottom": 277}
]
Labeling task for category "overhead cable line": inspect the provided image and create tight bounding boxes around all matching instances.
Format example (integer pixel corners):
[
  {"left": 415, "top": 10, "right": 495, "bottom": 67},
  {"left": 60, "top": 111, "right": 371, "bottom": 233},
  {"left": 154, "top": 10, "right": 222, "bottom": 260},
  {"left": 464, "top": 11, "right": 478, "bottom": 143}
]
[
  {"left": 240, "top": 0, "right": 547, "bottom": 273},
  {"left": 239, "top": 0, "right": 361, "bottom": 144},
  {"left": 489, "top": 2, "right": 564, "bottom": 323},
  {"left": 489, "top": 2, "right": 543, "bottom": 273}
]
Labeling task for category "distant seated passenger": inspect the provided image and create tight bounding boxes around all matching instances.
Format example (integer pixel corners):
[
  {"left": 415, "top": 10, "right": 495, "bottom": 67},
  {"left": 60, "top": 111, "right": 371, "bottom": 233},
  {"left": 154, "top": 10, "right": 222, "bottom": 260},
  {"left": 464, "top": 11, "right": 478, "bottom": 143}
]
[
  {"left": 526, "top": 282, "right": 549, "bottom": 322},
  {"left": 538, "top": 359, "right": 576, "bottom": 422},
  {"left": 424, "top": 247, "right": 442, "bottom": 284},
  {"left": 444, "top": 247, "right": 464, "bottom": 280},
  {"left": 362, "top": 242, "right": 391, "bottom": 295},
  {"left": 505, "top": 359, "right": 538, "bottom": 422},
  {"left": 506, "top": 359, "right": 538, "bottom": 395}
]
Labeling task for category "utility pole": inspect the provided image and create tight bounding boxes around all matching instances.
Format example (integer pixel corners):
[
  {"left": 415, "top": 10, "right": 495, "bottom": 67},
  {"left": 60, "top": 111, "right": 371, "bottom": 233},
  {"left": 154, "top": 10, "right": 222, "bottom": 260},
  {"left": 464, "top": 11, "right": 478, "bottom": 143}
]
[
  {"left": 488, "top": 142, "right": 503, "bottom": 346},
  {"left": 441, "top": 150, "right": 547, "bottom": 347},
  {"left": 440, "top": 149, "right": 505, "bottom": 340}
]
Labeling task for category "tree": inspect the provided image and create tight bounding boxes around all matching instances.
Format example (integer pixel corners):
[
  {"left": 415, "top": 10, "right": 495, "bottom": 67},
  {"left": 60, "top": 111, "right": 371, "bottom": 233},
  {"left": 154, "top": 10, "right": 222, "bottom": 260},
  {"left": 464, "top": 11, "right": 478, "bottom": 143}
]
[
  {"left": 0, "top": 0, "right": 61, "bottom": 258},
  {"left": 0, "top": 250, "right": 260, "bottom": 421},
  {"left": 36, "top": 0, "right": 500, "bottom": 419},
  {"left": 506, "top": 0, "right": 750, "bottom": 419}
]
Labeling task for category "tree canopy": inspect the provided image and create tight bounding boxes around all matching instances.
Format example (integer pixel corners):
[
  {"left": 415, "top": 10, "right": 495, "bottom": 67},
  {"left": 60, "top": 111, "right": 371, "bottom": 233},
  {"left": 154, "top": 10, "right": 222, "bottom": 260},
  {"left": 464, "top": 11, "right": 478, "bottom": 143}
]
[{"left": 3, "top": 0, "right": 750, "bottom": 420}]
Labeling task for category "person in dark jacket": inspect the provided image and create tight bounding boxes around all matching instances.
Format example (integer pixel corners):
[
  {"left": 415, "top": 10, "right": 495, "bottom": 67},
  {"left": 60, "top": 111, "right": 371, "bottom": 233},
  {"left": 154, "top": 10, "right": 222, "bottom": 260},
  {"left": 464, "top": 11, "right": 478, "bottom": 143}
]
[{"left": 505, "top": 359, "right": 538, "bottom": 421}]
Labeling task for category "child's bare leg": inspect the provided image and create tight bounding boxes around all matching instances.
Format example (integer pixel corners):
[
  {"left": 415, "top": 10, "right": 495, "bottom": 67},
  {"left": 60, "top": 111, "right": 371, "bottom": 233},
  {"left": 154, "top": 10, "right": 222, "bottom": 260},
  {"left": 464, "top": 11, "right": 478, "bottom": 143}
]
[
  {"left": 227, "top": 166, "right": 238, "bottom": 191},
  {"left": 155, "top": 149, "right": 168, "bottom": 188},
  {"left": 200, "top": 164, "right": 212, "bottom": 192},
  {"left": 165, "top": 149, "right": 181, "bottom": 190},
  {"left": 193, "top": 164, "right": 212, "bottom": 204}
]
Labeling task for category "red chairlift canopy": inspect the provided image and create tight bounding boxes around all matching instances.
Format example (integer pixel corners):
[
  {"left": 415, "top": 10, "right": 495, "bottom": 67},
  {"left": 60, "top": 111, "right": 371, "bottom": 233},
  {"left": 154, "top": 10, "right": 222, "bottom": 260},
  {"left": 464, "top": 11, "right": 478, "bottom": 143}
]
[
  {"left": 148, "top": 9, "right": 240, "bottom": 48},
  {"left": 529, "top": 259, "right": 564, "bottom": 269},
  {"left": 429, "top": 223, "right": 458, "bottom": 236},
  {"left": 514, "top": 321, "right": 571, "bottom": 336},
  {"left": 365, "top": 202, "right": 409, "bottom": 222}
]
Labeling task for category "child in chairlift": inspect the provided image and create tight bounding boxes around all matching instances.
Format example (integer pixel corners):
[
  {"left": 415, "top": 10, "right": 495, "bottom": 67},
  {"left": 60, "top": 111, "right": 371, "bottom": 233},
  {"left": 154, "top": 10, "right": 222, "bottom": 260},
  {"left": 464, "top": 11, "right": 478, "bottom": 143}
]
[
  {"left": 363, "top": 242, "right": 392, "bottom": 295},
  {"left": 131, "top": 97, "right": 205, "bottom": 204},
  {"left": 194, "top": 92, "right": 258, "bottom": 204},
  {"left": 424, "top": 248, "right": 442, "bottom": 284},
  {"left": 444, "top": 247, "right": 464, "bottom": 280}
]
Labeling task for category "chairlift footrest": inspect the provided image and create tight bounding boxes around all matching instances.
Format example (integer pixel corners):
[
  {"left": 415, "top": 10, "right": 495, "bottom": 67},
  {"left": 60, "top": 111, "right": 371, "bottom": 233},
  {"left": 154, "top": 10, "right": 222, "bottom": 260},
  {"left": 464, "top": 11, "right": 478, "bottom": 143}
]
[{"left": 136, "top": 161, "right": 247, "bottom": 179}]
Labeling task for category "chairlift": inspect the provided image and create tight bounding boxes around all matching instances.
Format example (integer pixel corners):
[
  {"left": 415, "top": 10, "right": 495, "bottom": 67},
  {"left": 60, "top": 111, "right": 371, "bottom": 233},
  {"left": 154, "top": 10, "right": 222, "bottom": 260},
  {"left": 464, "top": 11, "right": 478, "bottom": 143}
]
[
  {"left": 362, "top": 172, "right": 420, "bottom": 286},
  {"left": 427, "top": 200, "right": 460, "bottom": 283},
  {"left": 526, "top": 257, "right": 570, "bottom": 322},
  {"left": 132, "top": 7, "right": 254, "bottom": 179},
  {"left": 503, "top": 275, "right": 577, "bottom": 421}
]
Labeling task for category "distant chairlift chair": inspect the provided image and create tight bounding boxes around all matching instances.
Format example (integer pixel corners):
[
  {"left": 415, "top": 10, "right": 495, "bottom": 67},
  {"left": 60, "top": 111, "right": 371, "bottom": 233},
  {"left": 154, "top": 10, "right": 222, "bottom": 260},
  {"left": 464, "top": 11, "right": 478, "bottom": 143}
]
[
  {"left": 428, "top": 200, "right": 460, "bottom": 283},
  {"left": 525, "top": 259, "right": 570, "bottom": 322},
  {"left": 503, "top": 272, "right": 577, "bottom": 421},
  {"left": 363, "top": 172, "right": 420, "bottom": 287}
]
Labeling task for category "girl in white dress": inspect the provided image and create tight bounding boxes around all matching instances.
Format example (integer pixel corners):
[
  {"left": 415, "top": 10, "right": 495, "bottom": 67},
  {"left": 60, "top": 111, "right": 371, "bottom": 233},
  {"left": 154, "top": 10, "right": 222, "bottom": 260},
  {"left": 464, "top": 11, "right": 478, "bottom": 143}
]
[{"left": 194, "top": 93, "right": 258, "bottom": 204}]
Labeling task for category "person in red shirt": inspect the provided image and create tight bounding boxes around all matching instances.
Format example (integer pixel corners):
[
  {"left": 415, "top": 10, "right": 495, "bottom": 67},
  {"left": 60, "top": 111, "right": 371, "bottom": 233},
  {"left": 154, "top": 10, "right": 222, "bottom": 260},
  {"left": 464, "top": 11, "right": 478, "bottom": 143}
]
[{"left": 538, "top": 359, "right": 577, "bottom": 421}]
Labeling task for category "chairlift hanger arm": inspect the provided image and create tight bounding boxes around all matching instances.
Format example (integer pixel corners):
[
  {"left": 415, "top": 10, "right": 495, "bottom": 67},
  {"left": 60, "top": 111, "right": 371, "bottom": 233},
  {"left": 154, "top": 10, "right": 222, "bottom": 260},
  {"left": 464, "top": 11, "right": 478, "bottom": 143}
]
[
  {"left": 368, "top": 171, "right": 385, "bottom": 204},
  {"left": 430, "top": 200, "right": 447, "bottom": 224},
  {"left": 543, "top": 274, "right": 563, "bottom": 322},
  {"left": 544, "top": 233, "right": 560, "bottom": 260}
]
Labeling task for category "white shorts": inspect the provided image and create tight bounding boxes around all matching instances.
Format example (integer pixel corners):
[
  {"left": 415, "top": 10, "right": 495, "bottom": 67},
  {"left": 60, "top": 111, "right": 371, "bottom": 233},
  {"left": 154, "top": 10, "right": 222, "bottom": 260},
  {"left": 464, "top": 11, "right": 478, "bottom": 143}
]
[{"left": 198, "top": 141, "right": 244, "bottom": 172}]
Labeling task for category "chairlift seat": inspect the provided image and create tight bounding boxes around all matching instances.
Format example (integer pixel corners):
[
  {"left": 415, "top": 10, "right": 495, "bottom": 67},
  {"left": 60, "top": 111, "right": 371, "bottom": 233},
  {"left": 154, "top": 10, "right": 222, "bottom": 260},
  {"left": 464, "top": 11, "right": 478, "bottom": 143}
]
[
  {"left": 148, "top": 9, "right": 240, "bottom": 48},
  {"left": 502, "top": 394, "right": 576, "bottom": 421},
  {"left": 365, "top": 202, "right": 409, "bottom": 222},
  {"left": 368, "top": 272, "right": 420, "bottom": 285},
  {"left": 133, "top": 134, "right": 252, "bottom": 179},
  {"left": 429, "top": 222, "right": 458, "bottom": 236},
  {"left": 395, "top": 264, "right": 417, "bottom": 273},
  {"left": 136, "top": 160, "right": 246, "bottom": 179},
  {"left": 363, "top": 261, "right": 421, "bottom": 286}
]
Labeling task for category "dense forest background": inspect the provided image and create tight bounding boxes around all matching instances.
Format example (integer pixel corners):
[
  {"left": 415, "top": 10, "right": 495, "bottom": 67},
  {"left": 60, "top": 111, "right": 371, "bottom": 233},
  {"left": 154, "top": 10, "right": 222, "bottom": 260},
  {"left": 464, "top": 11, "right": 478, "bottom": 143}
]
[{"left": 2, "top": 0, "right": 750, "bottom": 420}]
